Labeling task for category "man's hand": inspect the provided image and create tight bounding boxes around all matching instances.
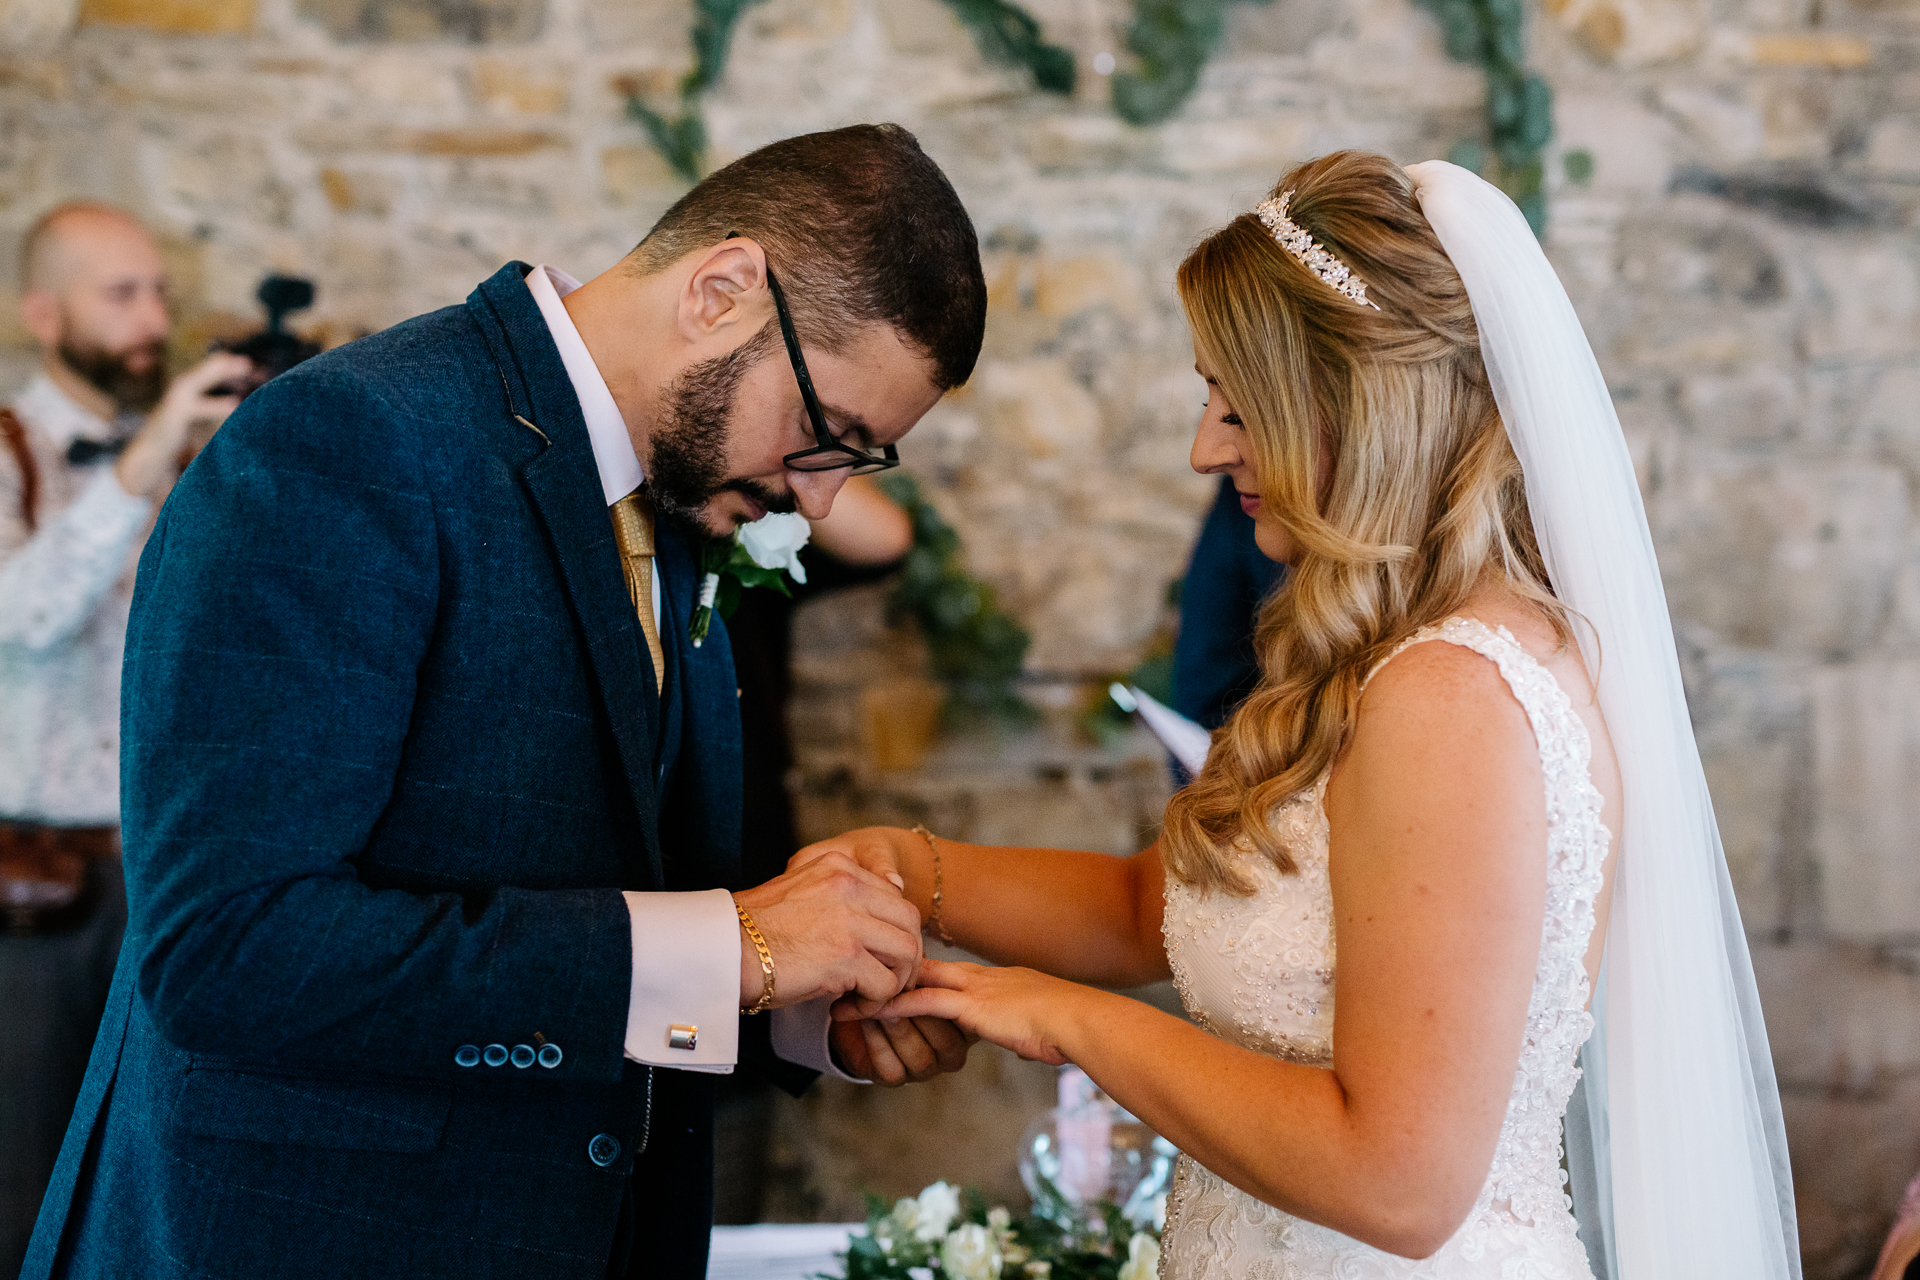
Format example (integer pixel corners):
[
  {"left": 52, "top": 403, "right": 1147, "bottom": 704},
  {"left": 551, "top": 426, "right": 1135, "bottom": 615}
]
[
  {"left": 116, "top": 352, "right": 252, "bottom": 499},
  {"left": 828, "top": 1012, "right": 975, "bottom": 1086},
  {"left": 732, "top": 850, "right": 923, "bottom": 1015}
]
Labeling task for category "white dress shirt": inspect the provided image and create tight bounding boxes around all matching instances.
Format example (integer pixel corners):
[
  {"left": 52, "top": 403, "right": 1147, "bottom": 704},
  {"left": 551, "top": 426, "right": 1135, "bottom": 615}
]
[
  {"left": 0, "top": 374, "right": 153, "bottom": 825},
  {"left": 522, "top": 265, "right": 853, "bottom": 1080}
]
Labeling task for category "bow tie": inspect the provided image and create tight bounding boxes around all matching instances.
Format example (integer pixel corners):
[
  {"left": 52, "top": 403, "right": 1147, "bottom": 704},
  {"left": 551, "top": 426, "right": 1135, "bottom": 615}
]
[{"left": 67, "top": 436, "right": 130, "bottom": 466}]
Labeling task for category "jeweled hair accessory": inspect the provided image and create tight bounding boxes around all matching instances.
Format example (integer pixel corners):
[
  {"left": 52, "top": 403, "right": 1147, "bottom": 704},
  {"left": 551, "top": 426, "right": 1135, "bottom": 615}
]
[{"left": 1254, "top": 191, "right": 1381, "bottom": 311}]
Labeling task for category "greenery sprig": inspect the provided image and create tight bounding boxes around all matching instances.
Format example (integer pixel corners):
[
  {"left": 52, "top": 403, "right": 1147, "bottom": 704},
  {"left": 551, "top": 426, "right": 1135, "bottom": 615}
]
[
  {"left": 943, "top": 0, "right": 1078, "bottom": 96},
  {"left": 624, "top": 0, "right": 764, "bottom": 183},
  {"left": 1109, "top": 0, "right": 1270, "bottom": 126},
  {"left": 626, "top": 0, "right": 1073, "bottom": 183},
  {"left": 1416, "top": 0, "right": 1556, "bottom": 234},
  {"left": 876, "top": 473, "right": 1035, "bottom": 727}
]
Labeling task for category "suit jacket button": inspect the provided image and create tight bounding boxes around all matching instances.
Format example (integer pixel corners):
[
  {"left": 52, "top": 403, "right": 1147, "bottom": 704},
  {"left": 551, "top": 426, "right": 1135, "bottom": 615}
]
[
  {"left": 483, "top": 1043, "right": 508, "bottom": 1067},
  {"left": 537, "top": 1044, "right": 563, "bottom": 1069},
  {"left": 510, "top": 1044, "right": 535, "bottom": 1069},
  {"left": 454, "top": 1045, "right": 481, "bottom": 1068},
  {"left": 588, "top": 1134, "right": 621, "bottom": 1168}
]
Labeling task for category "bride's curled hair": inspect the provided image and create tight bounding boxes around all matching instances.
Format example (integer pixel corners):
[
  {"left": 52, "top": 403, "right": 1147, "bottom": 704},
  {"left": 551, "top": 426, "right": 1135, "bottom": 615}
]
[{"left": 1161, "top": 150, "right": 1572, "bottom": 895}]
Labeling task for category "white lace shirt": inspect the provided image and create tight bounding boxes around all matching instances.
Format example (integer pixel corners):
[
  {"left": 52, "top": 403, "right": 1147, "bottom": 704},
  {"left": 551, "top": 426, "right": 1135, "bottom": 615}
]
[{"left": 0, "top": 373, "right": 154, "bottom": 826}]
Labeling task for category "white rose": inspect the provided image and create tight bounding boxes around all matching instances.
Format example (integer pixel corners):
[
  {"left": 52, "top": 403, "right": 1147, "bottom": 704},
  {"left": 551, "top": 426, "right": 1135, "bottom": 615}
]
[
  {"left": 735, "top": 511, "right": 811, "bottom": 583},
  {"left": 912, "top": 1181, "right": 962, "bottom": 1241},
  {"left": 940, "top": 1222, "right": 1002, "bottom": 1280},
  {"left": 1116, "top": 1233, "right": 1160, "bottom": 1280},
  {"left": 986, "top": 1206, "right": 1011, "bottom": 1233}
]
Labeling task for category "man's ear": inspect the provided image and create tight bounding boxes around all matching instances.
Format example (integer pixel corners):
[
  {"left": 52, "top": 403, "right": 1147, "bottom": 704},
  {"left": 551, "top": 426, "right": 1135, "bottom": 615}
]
[
  {"left": 676, "top": 239, "right": 773, "bottom": 347},
  {"left": 20, "top": 290, "right": 61, "bottom": 351}
]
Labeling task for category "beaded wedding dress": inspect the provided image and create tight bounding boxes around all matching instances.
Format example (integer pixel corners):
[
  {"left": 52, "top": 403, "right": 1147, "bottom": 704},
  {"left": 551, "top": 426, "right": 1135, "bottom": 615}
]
[{"left": 1158, "top": 616, "right": 1606, "bottom": 1280}]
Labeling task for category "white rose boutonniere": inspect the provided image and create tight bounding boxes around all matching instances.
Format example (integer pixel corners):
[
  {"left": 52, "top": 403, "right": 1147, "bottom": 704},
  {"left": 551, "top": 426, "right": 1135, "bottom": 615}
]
[
  {"left": 689, "top": 511, "right": 812, "bottom": 648},
  {"left": 736, "top": 511, "right": 811, "bottom": 583}
]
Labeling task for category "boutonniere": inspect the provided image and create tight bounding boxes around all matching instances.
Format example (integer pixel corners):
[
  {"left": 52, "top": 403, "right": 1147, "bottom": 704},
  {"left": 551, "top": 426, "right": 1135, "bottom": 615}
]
[{"left": 690, "top": 511, "right": 811, "bottom": 647}]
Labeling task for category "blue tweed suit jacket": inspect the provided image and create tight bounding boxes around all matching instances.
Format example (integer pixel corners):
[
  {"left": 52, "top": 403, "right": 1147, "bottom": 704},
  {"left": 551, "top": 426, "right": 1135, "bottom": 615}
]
[{"left": 23, "top": 264, "right": 803, "bottom": 1280}]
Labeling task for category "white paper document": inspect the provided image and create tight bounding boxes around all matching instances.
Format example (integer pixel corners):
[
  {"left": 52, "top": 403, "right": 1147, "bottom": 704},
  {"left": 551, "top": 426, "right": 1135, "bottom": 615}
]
[{"left": 1110, "top": 683, "right": 1210, "bottom": 774}]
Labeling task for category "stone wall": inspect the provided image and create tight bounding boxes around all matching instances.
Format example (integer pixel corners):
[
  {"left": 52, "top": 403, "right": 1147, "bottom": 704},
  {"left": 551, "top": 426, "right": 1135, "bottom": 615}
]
[{"left": 2, "top": 0, "right": 1917, "bottom": 1273}]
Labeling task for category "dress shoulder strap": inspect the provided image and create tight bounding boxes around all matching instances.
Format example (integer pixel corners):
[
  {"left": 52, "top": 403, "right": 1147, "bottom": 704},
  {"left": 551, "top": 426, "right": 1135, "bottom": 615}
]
[{"left": 1362, "top": 616, "right": 1592, "bottom": 774}]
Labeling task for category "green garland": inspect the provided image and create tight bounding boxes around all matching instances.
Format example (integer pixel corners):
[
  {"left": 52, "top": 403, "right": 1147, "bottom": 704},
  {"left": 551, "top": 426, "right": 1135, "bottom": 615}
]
[
  {"left": 627, "top": 0, "right": 1567, "bottom": 234},
  {"left": 625, "top": 0, "right": 765, "bottom": 183},
  {"left": 1416, "top": 0, "right": 1555, "bottom": 234},
  {"left": 627, "top": 0, "right": 1074, "bottom": 183},
  {"left": 875, "top": 473, "right": 1035, "bottom": 727},
  {"left": 1109, "top": 0, "right": 1270, "bottom": 126},
  {"left": 942, "top": 0, "right": 1077, "bottom": 95}
]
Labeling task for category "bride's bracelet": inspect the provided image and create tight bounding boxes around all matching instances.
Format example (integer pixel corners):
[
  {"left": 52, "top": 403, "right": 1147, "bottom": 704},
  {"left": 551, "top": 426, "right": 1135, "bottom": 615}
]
[{"left": 911, "top": 824, "right": 955, "bottom": 945}]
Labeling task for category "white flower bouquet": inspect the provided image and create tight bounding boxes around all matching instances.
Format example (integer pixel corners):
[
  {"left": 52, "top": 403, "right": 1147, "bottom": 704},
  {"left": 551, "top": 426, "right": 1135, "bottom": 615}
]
[
  {"left": 689, "top": 511, "right": 811, "bottom": 648},
  {"left": 825, "top": 1180, "right": 1162, "bottom": 1280}
]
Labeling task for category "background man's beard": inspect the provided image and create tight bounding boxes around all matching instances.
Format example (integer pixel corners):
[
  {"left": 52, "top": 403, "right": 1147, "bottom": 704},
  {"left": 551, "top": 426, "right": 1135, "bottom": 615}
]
[
  {"left": 646, "top": 325, "right": 794, "bottom": 529},
  {"left": 58, "top": 336, "right": 168, "bottom": 414}
]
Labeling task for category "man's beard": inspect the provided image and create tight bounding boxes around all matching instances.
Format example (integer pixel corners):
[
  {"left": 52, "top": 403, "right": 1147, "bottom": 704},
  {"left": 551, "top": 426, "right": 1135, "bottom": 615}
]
[
  {"left": 646, "top": 323, "right": 794, "bottom": 530},
  {"left": 58, "top": 335, "right": 168, "bottom": 414}
]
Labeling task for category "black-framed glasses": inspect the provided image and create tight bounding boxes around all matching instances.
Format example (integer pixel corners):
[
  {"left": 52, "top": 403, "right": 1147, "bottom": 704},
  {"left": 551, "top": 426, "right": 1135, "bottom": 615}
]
[{"left": 765, "top": 265, "right": 900, "bottom": 475}]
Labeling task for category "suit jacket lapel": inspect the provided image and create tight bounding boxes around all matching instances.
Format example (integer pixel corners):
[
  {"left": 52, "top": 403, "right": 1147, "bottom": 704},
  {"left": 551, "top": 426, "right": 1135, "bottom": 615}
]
[{"left": 468, "top": 264, "right": 666, "bottom": 890}]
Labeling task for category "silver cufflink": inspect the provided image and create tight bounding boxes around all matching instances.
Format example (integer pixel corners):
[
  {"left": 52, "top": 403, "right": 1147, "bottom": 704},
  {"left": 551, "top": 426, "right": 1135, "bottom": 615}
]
[{"left": 668, "top": 1024, "right": 698, "bottom": 1051}]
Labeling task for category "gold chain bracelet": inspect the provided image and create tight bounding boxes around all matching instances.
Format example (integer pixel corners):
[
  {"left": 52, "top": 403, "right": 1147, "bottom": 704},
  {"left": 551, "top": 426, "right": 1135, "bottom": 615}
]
[
  {"left": 912, "top": 824, "right": 955, "bottom": 944},
  {"left": 735, "top": 899, "right": 775, "bottom": 1014}
]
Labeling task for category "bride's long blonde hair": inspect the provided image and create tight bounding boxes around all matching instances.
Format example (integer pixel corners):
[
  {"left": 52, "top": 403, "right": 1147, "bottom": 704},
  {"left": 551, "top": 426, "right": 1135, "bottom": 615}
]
[{"left": 1160, "top": 150, "right": 1571, "bottom": 895}]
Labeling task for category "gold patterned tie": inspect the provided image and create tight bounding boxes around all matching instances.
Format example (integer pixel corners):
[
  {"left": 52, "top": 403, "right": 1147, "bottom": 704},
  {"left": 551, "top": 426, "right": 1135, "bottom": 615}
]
[{"left": 610, "top": 489, "right": 667, "bottom": 693}]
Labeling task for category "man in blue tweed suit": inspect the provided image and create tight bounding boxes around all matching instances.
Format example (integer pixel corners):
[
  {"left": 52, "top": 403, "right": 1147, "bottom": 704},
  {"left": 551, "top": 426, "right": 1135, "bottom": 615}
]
[{"left": 24, "top": 124, "right": 987, "bottom": 1280}]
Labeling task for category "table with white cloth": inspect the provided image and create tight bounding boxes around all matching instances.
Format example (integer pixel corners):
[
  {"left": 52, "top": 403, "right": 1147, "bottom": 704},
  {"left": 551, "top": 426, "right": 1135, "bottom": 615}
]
[{"left": 707, "top": 1222, "right": 862, "bottom": 1280}]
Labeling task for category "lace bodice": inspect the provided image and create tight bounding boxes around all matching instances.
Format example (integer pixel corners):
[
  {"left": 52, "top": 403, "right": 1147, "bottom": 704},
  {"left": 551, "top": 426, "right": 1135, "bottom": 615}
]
[{"left": 1158, "top": 617, "right": 1608, "bottom": 1279}]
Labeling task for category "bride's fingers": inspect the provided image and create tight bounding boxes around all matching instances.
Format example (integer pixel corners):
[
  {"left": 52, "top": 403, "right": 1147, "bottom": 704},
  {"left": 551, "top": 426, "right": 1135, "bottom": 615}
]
[
  {"left": 872, "top": 986, "right": 967, "bottom": 1022},
  {"left": 910, "top": 958, "right": 977, "bottom": 990}
]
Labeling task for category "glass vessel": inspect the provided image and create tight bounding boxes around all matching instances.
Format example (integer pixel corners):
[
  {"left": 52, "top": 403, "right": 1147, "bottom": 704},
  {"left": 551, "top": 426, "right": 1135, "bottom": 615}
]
[{"left": 1018, "top": 1065, "right": 1177, "bottom": 1232}]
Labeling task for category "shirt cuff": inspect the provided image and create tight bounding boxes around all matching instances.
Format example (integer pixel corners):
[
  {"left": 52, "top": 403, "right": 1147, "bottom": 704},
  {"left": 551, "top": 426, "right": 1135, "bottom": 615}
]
[
  {"left": 771, "top": 997, "right": 870, "bottom": 1084},
  {"left": 622, "top": 888, "right": 740, "bottom": 1073}
]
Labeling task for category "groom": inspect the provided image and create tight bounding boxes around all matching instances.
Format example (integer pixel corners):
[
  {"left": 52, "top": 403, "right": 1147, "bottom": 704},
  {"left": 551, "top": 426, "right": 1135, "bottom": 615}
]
[{"left": 23, "top": 124, "right": 987, "bottom": 1280}]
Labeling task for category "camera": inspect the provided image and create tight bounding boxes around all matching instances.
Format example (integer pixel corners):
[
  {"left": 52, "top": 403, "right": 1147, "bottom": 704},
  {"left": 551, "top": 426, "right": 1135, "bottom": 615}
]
[{"left": 210, "top": 274, "right": 322, "bottom": 399}]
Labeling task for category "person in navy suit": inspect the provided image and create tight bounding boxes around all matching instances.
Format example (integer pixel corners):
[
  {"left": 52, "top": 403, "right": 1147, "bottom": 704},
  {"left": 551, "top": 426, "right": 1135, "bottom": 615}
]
[
  {"left": 1172, "top": 475, "right": 1289, "bottom": 742},
  {"left": 23, "top": 123, "right": 986, "bottom": 1280}
]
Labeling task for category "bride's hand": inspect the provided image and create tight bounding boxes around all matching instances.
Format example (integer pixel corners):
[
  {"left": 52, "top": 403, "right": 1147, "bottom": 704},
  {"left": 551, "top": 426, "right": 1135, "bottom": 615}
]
[
  {"left": 842, "top": 958, "right": 1079, "bottom": 1066},
  {"left": 790, "top": 827, "right": 919, "bottom": 898}
]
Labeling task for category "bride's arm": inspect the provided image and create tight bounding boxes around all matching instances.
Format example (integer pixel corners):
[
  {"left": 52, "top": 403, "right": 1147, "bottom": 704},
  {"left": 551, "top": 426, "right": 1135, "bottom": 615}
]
[
  {"left": 790, "top": 829, "right": 1171, "bottom": 988},
  {"left": 868, "top": 641, "right": 1547, "bottom": 1258}
]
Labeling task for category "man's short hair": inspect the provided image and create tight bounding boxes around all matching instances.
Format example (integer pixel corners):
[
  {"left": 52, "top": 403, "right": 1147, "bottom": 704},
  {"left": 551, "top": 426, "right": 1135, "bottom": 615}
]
[{"left": 629, "top": 124, "right": 987, "bottom": 391}]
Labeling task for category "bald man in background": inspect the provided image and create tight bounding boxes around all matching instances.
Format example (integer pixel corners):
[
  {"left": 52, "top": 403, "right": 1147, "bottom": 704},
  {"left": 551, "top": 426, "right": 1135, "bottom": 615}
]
[{"left": 0, "top": 202, "right": 250, "bottom": 1272}]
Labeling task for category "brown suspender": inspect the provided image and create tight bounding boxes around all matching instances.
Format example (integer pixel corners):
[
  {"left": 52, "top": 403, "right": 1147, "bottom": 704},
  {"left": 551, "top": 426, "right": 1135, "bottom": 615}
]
[{"left": 0, "top": 406, "right": 37, "bottom": 533}]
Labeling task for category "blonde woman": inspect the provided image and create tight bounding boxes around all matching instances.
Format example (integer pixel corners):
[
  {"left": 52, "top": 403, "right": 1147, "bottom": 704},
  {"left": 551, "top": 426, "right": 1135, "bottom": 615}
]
[{"left": 804, "top": 153, "right": 1797, "bottom": 1278}]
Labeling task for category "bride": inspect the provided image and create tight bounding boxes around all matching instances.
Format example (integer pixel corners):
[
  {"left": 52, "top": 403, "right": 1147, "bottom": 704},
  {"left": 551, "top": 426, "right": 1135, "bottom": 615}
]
[{"left": 805, "top": 152, "right": 1799, "bottom": 1277}]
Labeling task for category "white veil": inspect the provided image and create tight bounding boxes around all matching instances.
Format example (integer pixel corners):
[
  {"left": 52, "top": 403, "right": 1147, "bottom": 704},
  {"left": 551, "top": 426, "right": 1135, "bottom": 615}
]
[{"left": 1405, "top": 161, "right": 1800, "bottom": 1279}]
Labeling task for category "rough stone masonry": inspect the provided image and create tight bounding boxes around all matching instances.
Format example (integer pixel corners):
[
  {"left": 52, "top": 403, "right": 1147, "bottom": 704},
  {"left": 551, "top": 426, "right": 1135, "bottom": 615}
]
[{"left": 0, "top": 0, "right": 1916, "bottom": 1272}]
